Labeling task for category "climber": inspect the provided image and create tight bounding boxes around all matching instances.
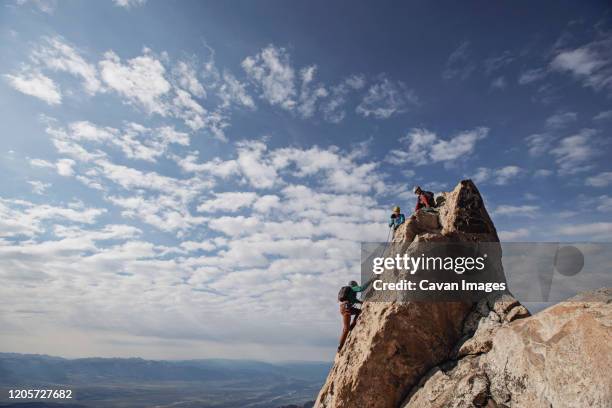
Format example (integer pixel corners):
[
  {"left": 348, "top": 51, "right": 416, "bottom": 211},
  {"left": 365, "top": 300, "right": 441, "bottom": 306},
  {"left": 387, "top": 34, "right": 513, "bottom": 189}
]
[
  {"left": 388, "top": 206, "right": 406, "bottom": 231},
  {"left": 337, "top": 279, "right": 372, "bottom": 352},
  {"left": 413, "top": 186, "right": 435, "bottom": 212}
]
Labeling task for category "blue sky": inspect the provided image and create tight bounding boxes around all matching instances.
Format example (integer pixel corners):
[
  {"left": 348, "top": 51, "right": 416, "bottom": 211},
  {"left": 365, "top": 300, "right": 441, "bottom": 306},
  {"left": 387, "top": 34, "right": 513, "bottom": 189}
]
[{"left": 0, "top": 0, "right": 611, "bottom": 362}]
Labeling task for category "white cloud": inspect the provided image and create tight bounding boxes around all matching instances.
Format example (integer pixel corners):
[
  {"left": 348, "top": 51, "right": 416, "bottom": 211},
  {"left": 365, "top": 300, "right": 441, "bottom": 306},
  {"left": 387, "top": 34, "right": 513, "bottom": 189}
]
[
  {"left": 173, "top": 152, "right": 240, "bottom": 179},
  {"left": 48, "top": 120, "right": 189, "bottom": 163},
  {"left": 556, "top": 222, "right": 612, "bottom": 238},
  {"left": 0, "top": 198, "right": 105, "bottom": 239},
  {"left": 197, "top": 192, "right": 258, "bottom": 213},
  {"left": 297, "top": 66, "right": 328, "bottom": 118},
  {"left": 11, "top": 37, "right": 246, "bottom": 140},
  {"left": 470, "top": 166, "right": 523, "bottom": 185},
  {"left": 218, "top": 71, "right": 255, "bottom": 109},
  {"left": 106, "top": 194, "right": 204, "bottom": 233},
  {"left": 56, "top": 158, "right": 76, "bottom": 176},
  {"left": 99, "top": 50, "right": 171, "bottom": 115},
  {"left": 252, "top": 195, "right": 280, "bottom": 213},
  {"left": 492, "top": 166, "right": 523, "bottom": 185},
  {"left": 68, "top": 121, "right": 116, "bottom": 142},
  {"left": 30, "top": 158, "right": 55, "bottom": 168},
  {"left": 117, "top": 123, "right": 190, "bottom": 161},
  {"left": 173, "top": 60, "right": 205, "bottom": 98},
  {"left": 44, "top": 120, "right": 109, "bottom": 162},
  {"left": 429, "top": 128, "right": 488, "bottom": 162},
  {"left": 322, "top": 74, "right": 365, "bottom": 123},
  {"left": 470, "top": 167, "right": 490, "bottom": 184},
  {"left": 31, "top": 36, "right": 101, "bottom": 94},
  {"left": 235, "top": 140, "right": 279, "bottom": 189},
  {"left": 95, "top": 159, "right": 211, "bottom": 199},
  {"left": 545, "top": 111, "right": 577, "bottom": 129},
  {"left": 356, "top": 77, "right": 418, "bottom": 119},
  {"left": 207, "top": 215, "right": 262, "bottom": 237},
  {"left": 387, "top": 128, "right": 436, "bottom": 165},
  {"left": 534, "top": 169, "right": 553, "bottom": 178},
  {"left": 518, "top": 68, "right": 547, "bottom": 85},
  {"left": 494, "top": 205, "right": 539, "bottom": 217},
  {"left": 66, "top": 152, "right": 214, "bottom": 233},
  {"left": 552, "top": 47, "right": 605, "bottom": 76},
  {"left": 596, "top": 195, "right": 612, "bottom": 212},
  {"left": 499, "top": 228, "right": 530, "bottom": 241},
  {"left": 483, "top": 51, "right": 514, "bottom": 75},
  {"left": 4, "top": 69, "right": 62, "bottom": 105},
  {"left": 180, "top": 240, "right": 216, "bottom": 252},
  {"left": 92, "top": 47, "right": 235, "bottom": 138},
  {"left": 269, "top": 145, "right": 385, "bottom": 194},
  {"left": 15, "top": 0, "right": 56, "bottom": 14},
  {"left": 442, "top": 41, "right": 475, "bottom": 80},
  {"left": 171, "top": 88, "right": 206, "bottom": 130},
  {"left": 593, "top": 110, "right": 612, "bottom": 121},
  {"left": 550, "top": 129, "right": 599, "bottom": 174},
  {"left": 27, "top": 180, "right": 51, "bottom": 195},
  {"left": 550, "top": 36, "right": 612, "bottom": 94},
  {"left": 388, "top": 127, "right": 488, "bottom": 166},
  {"left": 525, "top": 133, "right": 554, "bottom": 156},
  {"left": 113, "top": 0, "right": 147, "bottom": 8},
  {"left": 586, "top": 171, "right": 612, "bottom": 187},
  {"left": 242, "top": 45, "right": 296, "bottom": 110}
]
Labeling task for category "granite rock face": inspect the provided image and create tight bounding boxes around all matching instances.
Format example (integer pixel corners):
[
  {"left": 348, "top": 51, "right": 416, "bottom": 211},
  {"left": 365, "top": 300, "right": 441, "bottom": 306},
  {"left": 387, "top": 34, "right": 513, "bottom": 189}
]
[
  {"left": 403, "top": 289, "right": 611, "bottom": 408},
  {"left": 314, "top": 180, "right": 611, "bottom": 408},
  {"left": 314, "top": 180, "right": 499, "bottom": 408}
]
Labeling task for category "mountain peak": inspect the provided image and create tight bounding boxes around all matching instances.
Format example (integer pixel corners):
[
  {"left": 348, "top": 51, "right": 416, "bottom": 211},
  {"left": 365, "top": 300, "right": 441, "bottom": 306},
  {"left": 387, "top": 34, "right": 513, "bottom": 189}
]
[{"left": 314, "top": 180, "right": 612, "bottom": 408}]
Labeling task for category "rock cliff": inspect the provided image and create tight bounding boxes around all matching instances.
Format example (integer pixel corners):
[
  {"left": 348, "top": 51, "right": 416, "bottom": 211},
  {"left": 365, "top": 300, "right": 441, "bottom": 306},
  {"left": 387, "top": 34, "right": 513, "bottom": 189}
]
[{"left": 314, "top": 180, "right": 612, "bottom": 408}]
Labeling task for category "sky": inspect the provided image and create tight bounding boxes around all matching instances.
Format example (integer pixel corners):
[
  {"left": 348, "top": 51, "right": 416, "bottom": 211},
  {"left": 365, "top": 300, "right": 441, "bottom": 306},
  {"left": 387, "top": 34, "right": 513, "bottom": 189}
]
[{"left": 0, "top": 0, "right": 611, "bottom": 362}]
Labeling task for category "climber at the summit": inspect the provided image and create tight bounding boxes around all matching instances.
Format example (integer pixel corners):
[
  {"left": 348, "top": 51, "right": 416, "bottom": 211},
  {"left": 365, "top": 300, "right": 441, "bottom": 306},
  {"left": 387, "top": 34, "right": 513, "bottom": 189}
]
[
  {"left": 413, "top": 186, "right": 435, "bottom": 212},
  {"left": 388, "top": 206, "right": 406, "bottom": 231},
  {"left": 337, "top": 279, "right": 372, "bottom": 352}
]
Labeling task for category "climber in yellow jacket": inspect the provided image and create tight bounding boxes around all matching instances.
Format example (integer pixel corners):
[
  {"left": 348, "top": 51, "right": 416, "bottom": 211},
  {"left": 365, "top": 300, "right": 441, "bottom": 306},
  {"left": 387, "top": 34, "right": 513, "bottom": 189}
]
[{"left": 389, "top": 206, "right": 406, "bottom": 231}]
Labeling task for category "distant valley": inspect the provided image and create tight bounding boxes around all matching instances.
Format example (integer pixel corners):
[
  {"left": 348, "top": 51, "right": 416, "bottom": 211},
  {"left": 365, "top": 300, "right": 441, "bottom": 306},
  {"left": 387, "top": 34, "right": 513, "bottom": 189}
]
[{"left": 0, "top": 353, "right": 328, "bottom": 408}]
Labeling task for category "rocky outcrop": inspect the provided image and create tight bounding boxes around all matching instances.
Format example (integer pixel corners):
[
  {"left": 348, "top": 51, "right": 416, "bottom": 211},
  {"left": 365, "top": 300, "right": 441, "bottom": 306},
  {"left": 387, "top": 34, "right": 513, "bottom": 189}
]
[
  {"left": 314, "top": 180, "right": 500, "bottom": 408},
  {"left": 402, "top": 288, "right": 612, "bottom": 408},
  {"left": 401, "top": 293, "right": 531, "bottom": 408},
  {"left": 314, "top": 179, "right": 612, "bottom": 408}
]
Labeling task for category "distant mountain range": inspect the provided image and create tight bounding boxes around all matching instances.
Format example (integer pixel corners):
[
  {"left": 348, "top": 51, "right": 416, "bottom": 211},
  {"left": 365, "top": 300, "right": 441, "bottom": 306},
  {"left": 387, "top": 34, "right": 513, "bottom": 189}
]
[{"left": 0, "top": 353, "right": 329, "bottom": 408}]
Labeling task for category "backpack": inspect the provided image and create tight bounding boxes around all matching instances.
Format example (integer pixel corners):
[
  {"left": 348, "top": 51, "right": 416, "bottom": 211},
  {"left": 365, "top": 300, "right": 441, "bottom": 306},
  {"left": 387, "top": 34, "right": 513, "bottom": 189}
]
[
  {"left": 423, "top": 191, "right": 435, "bottom": 207},
  {"left": 338, "top": 286, "right": 352, "bottom": 302}
]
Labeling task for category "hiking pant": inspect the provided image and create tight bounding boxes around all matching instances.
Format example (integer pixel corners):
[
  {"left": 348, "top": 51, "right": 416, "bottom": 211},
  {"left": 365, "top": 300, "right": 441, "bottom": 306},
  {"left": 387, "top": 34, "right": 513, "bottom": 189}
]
[{"left": 338, "top": 301, "right": 361, "bottom": 350}]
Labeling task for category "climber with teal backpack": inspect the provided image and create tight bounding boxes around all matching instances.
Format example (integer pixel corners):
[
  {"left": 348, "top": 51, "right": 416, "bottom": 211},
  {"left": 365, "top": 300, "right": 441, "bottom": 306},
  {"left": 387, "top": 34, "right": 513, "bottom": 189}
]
[{"left": 337, "top": 279, "right": 373, "bottom": 352}]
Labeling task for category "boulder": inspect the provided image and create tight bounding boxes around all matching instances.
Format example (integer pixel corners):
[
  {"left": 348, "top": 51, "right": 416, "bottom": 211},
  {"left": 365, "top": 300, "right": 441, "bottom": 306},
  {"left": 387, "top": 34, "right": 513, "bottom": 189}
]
[
  {"left": 483, "top": 288, "right": 612, "bottom": 407},
  {"left": 403, "top": 288, "right": 611, "bottom": 408}
]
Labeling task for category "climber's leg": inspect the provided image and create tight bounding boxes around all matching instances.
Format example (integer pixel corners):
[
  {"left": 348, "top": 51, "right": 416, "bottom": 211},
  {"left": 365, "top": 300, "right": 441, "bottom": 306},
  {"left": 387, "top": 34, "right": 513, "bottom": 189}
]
[
  {"left": 349, "top": 307, "right": 361, "bottom": 330},
  {"left": 338, "top": 304, "right": 352, "bottom": 351}
]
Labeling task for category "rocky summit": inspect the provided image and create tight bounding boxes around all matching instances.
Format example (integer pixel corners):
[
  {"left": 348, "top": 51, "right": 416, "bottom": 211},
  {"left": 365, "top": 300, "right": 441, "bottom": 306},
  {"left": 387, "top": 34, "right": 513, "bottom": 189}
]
[{"left": 314, "top": 180, "right": 611, "bottom": 408}]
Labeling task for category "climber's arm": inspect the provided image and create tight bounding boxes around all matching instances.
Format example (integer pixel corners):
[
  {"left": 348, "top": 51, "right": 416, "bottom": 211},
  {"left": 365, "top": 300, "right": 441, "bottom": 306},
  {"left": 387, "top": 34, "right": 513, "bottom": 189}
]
[{"left": 351, "top": 278, "right": 374, "bottom": 293}]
